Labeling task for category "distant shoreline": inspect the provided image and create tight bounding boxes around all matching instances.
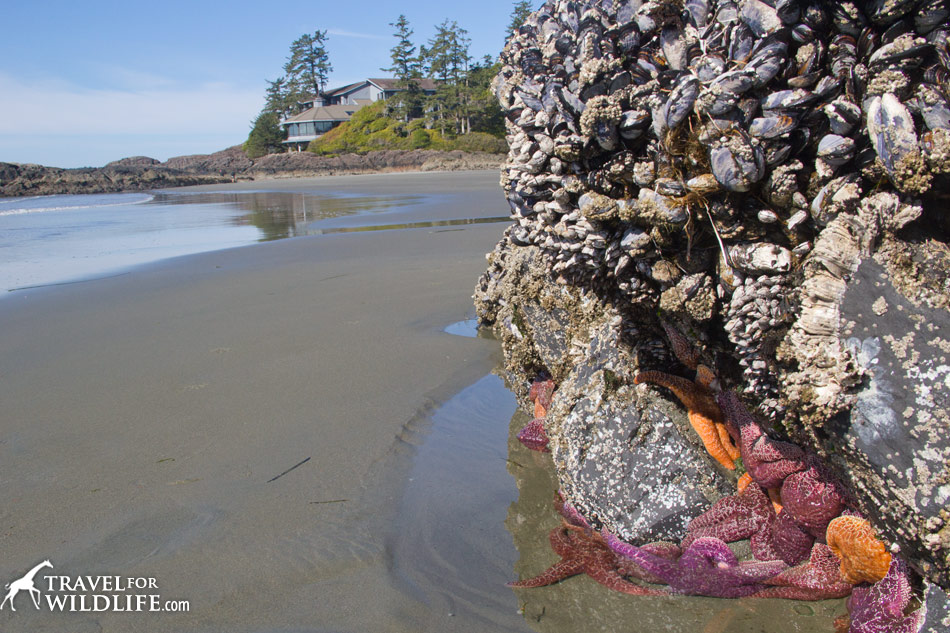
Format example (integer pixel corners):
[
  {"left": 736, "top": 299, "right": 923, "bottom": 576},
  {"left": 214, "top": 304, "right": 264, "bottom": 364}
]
[{"left": 0, "top": 147, "right": 504, "bottom": 198}]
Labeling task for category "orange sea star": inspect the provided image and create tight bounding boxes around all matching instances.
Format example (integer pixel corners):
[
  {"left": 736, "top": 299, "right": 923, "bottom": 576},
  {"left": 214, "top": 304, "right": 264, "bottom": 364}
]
[
  {"left": 826, "top": 516, "right": 892, "bottom": 585},
  {"left": 634, "top": 370, "right": 737, "bottom": 470}
]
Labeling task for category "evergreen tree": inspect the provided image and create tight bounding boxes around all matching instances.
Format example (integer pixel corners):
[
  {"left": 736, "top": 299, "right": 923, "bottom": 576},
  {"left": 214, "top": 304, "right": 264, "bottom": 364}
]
[
  {"left": 467, "top": 56, "right": 505, "bottom": 136},
  {"left": 284, "top": 31, "right": 333, "bottom": 101},
  {"left": 244, "top": 111, "right": 286, "bottom": 158},
  {"left": 507, "top": 1, "right": 534, "bottom": 38},
  {"left": 264, "top": 77, "right": 295, "bottom": 120},
  {"left": 381, "top": 15, "right": 424, "bottom": 121},
  {"left": 382, "top": 15, "right": 421, "bottom": 86},
  {"left": 424, "top": 20, "right": 472, "bottom": 136}
]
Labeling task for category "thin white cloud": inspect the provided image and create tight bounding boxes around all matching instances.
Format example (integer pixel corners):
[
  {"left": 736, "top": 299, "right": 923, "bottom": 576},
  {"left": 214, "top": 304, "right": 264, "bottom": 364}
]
[
  {"left": 0, "top": 72, "right": 262, "bottom": 137},
  {"left": 87, "top": 63, "right": 179, "bottom": 91},
  {"left": 326, "top": 28, "right": 388, "bottom": 41}
]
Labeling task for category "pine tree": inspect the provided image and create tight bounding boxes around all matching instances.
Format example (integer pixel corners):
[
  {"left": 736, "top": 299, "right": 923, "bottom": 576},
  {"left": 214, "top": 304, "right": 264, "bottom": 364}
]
[
  {"left": 284, "top": 31, "right": 333, "bottom": 101},
  {"left": 381, "top": 15, "right": 424, "bottom": 121},
  {"left": 507, "top": 1, "right": 534, "bottom": 38},
  {"left": 382, "top": 15, "right": 421, "bottom": 86},
  {"left": 424, "top": 20, "right": 472, "bottom": 136},
  {"left": 264, "top": 77, "right": 295, "bottom": 120}
]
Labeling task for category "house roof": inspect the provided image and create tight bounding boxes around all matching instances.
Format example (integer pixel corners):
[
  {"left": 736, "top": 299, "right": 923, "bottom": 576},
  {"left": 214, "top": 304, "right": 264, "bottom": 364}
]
[
  {"left": 322, "top": 81, "right": 366, "bottom": 97},
  {"left": 282, "top": 104, "right": 363, "bottom": 124},
  {"left": 368, "top": 77, "right": 439, "bottom": 91}
]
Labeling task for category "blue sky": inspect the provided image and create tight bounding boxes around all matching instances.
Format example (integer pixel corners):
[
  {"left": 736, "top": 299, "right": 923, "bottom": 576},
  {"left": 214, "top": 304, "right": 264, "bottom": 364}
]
[{"left": 0, "top": 0, "right": 537, "bottom": 168}]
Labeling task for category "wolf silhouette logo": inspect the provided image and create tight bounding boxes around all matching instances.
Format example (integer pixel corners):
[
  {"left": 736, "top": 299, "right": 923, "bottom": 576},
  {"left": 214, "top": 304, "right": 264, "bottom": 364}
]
[{"left": 1, "top": 560, "right": 53, "bottom": 611}]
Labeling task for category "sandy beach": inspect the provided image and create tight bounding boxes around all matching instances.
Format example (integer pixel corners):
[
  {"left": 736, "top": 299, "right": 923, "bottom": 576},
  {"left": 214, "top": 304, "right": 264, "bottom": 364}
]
[{"left": 0, "top": 171, "right": 531, "bottom": 632}]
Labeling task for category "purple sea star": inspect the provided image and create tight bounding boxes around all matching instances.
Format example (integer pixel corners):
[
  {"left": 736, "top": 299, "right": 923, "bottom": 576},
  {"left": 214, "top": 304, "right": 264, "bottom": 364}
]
[
  {"left": 551, "top": 491, "right": 681, "bottom": 585},
  {"left": 752, "top": 543, "right": 853, "bottom": 601},
  {"left": 517, "top": 418, "right": 550, "bottom": 452},
  {"left": 682, "top": 482, "right": 780, "bottom": 562},
  {"left": 844, "top": 557, "right": 924, "bottom": 633},
  {"left": 780, "top": 456, "right": 847, "bottom": 539},
  {"left": 772, "top": 509, "right": 817, "bottom": 566},
  {"left": 554, "top": 491, "right": 591, "bottom": 530},
  {"left": 508, "top": 522, "right": 667, "bottom": 596},
  {"left": 604, "top": 531, "right": 787, "bottom": 598},
  {"left": 615, "top": 541, "right": 683, "bottom": 585},
  {"left": 717, "top": 391, "right": 806, "bottom": 489}
]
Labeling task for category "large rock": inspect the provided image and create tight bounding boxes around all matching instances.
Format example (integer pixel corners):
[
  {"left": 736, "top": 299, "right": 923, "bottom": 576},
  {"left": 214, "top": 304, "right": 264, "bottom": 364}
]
[
  {"left": 476, "top": 0, "right": 950, "bottom": 590},
  {"left": 475, "top": 239, "right": 732, "bottom": 543}
]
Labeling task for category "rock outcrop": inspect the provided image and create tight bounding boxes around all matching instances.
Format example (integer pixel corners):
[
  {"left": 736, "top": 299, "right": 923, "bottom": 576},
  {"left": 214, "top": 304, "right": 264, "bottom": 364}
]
[
  {"left": 474, "top": 0, "right": 950, "bottom": 600},
  {"left": 0, "top": 148, "right": 504, "bottom": 197}
]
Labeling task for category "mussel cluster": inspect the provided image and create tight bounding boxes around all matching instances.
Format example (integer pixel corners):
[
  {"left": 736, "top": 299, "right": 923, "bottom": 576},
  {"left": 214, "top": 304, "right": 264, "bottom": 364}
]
[{"left": 493, "top": 0, "right": 950, "bottom": 413}]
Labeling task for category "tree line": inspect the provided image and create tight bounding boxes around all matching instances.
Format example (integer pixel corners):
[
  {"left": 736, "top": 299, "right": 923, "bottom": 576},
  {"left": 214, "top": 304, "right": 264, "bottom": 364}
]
[{"left": 245, "top": 1, "right": 536, "bottom": 158}]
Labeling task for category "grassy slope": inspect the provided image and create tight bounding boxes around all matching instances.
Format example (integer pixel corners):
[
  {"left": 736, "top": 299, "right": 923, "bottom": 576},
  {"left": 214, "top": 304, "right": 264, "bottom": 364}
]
[{"left": 308, "top": 101, "right": 506, "bottom": 155}]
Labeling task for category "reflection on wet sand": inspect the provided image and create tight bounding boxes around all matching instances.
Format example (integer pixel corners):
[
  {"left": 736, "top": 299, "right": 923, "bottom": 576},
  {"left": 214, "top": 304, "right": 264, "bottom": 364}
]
[
  {"left": 504, "top": 408, "right": 847, "bottom": 633},
  {"left": 149, "top": 190, "right": 424, "bottom": 240},
  {"left": 149, "top": 191, "right": 510, "bottom": 240}
]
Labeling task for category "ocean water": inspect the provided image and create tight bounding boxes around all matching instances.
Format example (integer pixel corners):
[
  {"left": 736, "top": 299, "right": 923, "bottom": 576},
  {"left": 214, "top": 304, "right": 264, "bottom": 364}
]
[{"left": 0, "top": 190, "right": 419, "bottom": 294}]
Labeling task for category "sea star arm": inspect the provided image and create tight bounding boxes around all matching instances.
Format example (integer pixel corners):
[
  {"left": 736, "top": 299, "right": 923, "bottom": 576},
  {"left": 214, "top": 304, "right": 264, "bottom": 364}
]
[
  {"left": 615, "top": 542, "right": 681, "bottom": 584},
  {"left": 717, "top": 422, "right": 741, "bottom": 461},
  {"left": 635, "top": 371, "right": 736, "bottom": 469},
  {"left": 845, "top": 557, "right": 923, "bottom": 633},
  {"left": 671, "top": 537, "right": 786, "bottom": 597},
  {"left": 554, "top": 491, "right": 592, "bottom": 530},
  {"left": 752, "top": 544, "right": 852, "bottom": 600},
  {"left": 683, "top": 483, "right": 775, "bottom": 553},
  {"left": 507, "top": 558, "right": 585, "bottom": 588},
  {"left": 661, "top": 321, "right": 702, "bottom": 370},
  {"left": 737, "top": 472, "right": 753, "bottom": 492},
  {"left": 529, "top": 379, "right": 554, "bottom": 412},
  {"left": 603, "top": 529, "right": 678, "bottom": 585},
  {"left": 587, "top": 564, "right": 668, "bottom": 596}
]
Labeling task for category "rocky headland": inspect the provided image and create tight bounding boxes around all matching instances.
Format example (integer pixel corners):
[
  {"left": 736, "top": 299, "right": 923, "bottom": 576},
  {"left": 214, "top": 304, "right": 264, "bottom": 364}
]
[
  {"left": 475, "top": 0, "right": 950, "bottom": 629},
  {"left": 0, "top": 147, "right": 504, "bottom": 197}
]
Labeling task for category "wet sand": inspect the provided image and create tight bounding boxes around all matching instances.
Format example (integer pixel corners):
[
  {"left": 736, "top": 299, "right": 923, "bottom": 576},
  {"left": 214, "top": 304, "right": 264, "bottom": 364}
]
[{"left": 0, "top": 170, "right": 529, "bottom": 632}]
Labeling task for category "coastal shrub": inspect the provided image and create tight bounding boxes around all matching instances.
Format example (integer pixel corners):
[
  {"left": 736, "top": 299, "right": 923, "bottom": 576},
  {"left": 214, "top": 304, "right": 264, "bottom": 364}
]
[
  {"left": 453, "top": 132, "right": 507, "bottom": 154},
  {"left": 408, "top": 129, "right": 430, "bottom": 149},
  {"left": 309, "top": 98, "right": 506, "bottom": 156},
  {"left": 368, "top": 117, "right": 389, "bottom": 133},
  {"left": 308, "top": 125, "right": 351, "bottom": 154}
]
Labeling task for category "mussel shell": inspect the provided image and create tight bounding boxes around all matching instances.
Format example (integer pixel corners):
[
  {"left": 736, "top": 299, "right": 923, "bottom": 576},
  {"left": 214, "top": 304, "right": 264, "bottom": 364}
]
[
  {"left": 740, "top": 0, "right": 783, "bottom": 37},
  {"left": 749, "top": 115, "right": 798, "bottom": 138},
  {"left": 664, "top": 75, "right": 701, "bottom": 131},
  {"left": 709, "top": 135, "right": 766, "bottom": 192},
  {"left": 866, "top": 93, "right": 920, "bottom": 176},
  {"left": 918, "top": 84, "right": 950, "bottom": 130},
  {"left": 817, "top": 134, "right": 857, "bottom": 165},
  {"left": 761, "top": 89, "right": 819, "bottom": 112}
]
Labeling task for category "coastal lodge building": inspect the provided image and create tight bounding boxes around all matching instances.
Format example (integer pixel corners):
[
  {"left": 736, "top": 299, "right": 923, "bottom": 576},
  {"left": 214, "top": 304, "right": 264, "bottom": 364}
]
[{"left": 281, "top": 78, "right": 438, "bottom": 150}]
